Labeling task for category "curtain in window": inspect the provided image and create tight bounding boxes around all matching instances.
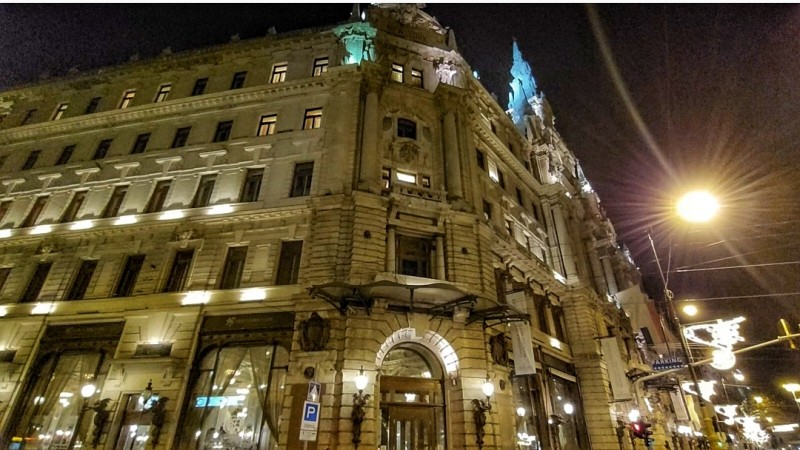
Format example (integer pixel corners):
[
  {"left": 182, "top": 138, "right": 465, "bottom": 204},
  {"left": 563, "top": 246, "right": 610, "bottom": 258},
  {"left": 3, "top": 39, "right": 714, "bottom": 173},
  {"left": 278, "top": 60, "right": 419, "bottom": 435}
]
[{"left": 249, "top": 346, "right": 275, "bottom": 446}]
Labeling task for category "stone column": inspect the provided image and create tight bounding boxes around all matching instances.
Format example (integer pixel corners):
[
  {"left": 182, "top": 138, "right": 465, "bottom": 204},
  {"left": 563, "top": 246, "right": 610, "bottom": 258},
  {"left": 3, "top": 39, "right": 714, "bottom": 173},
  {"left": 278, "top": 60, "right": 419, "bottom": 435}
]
[
  {"left": 435, "top": 235, "right": 445, "bottom": 280},
  {"left": 601, "top": 257, "right": 619, "bottom": 295},
  {"left": 386, "top": 227, "right": 396, "bottom": 273},
  {"left": 443, "top": 111, "right": 463, "bottom": 199},
  {"left": 360, "top": 91, "right": 379, "bottom": 190},
  {"left": 587, "top": 245, "right": 608, "bottom": 296},
  {"left": 551, "top": 204, "right": 578, "bottom": 281}
]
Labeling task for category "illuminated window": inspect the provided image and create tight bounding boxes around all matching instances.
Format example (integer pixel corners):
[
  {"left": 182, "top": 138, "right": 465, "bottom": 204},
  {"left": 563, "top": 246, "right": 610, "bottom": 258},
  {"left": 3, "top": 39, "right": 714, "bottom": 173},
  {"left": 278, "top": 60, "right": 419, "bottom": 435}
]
[
  {"left": 397, "top": 118, "right": 417, "bottom": 139},
  {"left": 171, "top": 126, "right": 191, "bottom": 148},
  {"left": 396, "top": 171, "right": 416, "bottom": 184},
  {"left": 51, "top": 103, "right": 68, "bottom": 120},
  {"left": 192, "top": 175, "right": 216, "bottom": 208},
  {"left": 257, "top": 115, "right": 277, "bottom": 136},
  {"left": 312, "top": 57, "right": 329, "bottom": 77},
  {"left": 276, "top": 241, "right": 303, "bottom": 285},
  {"left": 240, "top": 168, "right": 263, "bottom": 202},
  {"left": 213, "top": 120, "right": 233, "bottom": 142},
  {"left": 271, "top": 64, "right": 288, "bottom": 83},
  {"left": 155, "top": 84, "right": 171, "bottom": 102},
  {"left": 488, "top": 160, "right": 499, "bottom": 183},
  {"left": 22, "top": 150, "right": 40, "bottom": 170},
  {"left": 219, "top": 246, "right": 247, "bottom": 289},
  {"left": 163, "top": 249, "right": 194, "bottom": 293},
  {"left": 411, "top": 69, "right": 423, "bottom": 88},
  {"left": 145, "top": 180, "right": 171, "bottom": 214},
  {"left": 114, "top": 255, "right": 144, "bottom": 297},
  {"left": 119, "top": 90, "right": 136, "bottom": 109},
  {"left": 66, "top": 260, "right": 98, "bottom": 300},
  {"left": 130, "top": 133, "right": 151, "bottom": 154},
  {"left": 422, "top": 175, "right": 431, "bottom": 188},
  {"left": 391, "top": 63, "right": 404, "bottom": 82},
  {"left": 230, "top": 71, "right": 247, "bottom": 89},
  {"left": 56, "top": 144, "right": 75, "bottom": 165},
  {"left": 21, "top": 196, "right": 48, "bottom": 228},
  {"left": 93, "top": 139, "right": 113, "bottom": 160},
  {"left": 102, "top": 185, "right": 128, "bottom": 218},
  {"left": 302, "top": 108, "right": 322, "bottom": 130},
  {"left": 191, "top": 78, "right": 208, "bottom": 96},
  {"left": 382, "top": 167, "right": 391, "bottom": 189},
  {"left": 60, "top": 191, "right": 87, "bottom": 223},
  {"left": 85, "top": 97, "right": 101, "bottom": 114},
  {"left": 290, "top": 162, "right": 314, "bottom": 197},
  {"left": 21, "top": 262, "right": 51, "bottom": 303}
]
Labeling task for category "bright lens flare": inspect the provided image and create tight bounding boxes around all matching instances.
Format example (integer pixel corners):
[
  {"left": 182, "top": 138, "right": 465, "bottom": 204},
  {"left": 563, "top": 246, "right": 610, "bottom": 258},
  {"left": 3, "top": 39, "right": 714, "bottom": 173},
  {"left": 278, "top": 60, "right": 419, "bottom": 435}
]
[
  {"left": 682, "top": 304, "right": 698, "bottom": 317},
  {"left": 676, "top": 190, "right": 719, "bottom": 223}
]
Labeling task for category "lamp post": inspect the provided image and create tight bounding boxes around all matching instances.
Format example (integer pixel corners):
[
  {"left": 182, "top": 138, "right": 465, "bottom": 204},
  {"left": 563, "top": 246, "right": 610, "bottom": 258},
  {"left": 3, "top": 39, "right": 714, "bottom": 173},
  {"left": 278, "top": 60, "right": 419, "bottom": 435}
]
[
  {"left": 782, "top": 383, "right": 800, "bottom": 416},
  {"left": 351, "top": 366, "right": 371, "bottom": 449},
  {"left": 472, "top": 377, "right": 494, "bottom": 449},
  {"left": 66, "top": 382, "right": 96, "bottom": 450}
]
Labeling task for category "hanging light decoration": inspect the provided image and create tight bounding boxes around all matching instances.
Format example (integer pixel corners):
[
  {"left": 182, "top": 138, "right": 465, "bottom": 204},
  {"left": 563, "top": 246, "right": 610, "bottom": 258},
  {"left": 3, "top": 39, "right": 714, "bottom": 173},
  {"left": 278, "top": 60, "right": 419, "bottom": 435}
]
[{"left": 683, "top": 317, "right": 745, "bottom": 370}]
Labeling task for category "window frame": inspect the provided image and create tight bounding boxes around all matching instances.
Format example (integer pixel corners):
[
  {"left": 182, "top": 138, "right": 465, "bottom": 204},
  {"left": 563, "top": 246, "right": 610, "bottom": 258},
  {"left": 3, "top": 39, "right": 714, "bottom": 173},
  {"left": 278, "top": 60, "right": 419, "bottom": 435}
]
[
  {"left": 144, "top": 180, "right": 172, "bottom": 214},
  {"left": 191, "top": 174, "right": 216, "bottom": 208},
  {"left": 66, "top": 259, "right": 98, "bottom": 300},
  {"left": 85, "top": 97, "right": 101, "bottom": 114},
  {"left": 290, "top": 162, "right": 314, "bottom": 198},
  {"left": 191, "top": 78, "right": 208, "bottom": 96},
  {"left": 119, "top": 90, "right": 136, "bottom": 109},
  {"left": 56, "top": 145, "right": 75, "bottom": 166},
  {"left": 213, "top": 120, "right": 233, "bottom": 143},
  {"left": 240, "top": 168, "right": 264, "bottom": 203},
  {"left": 162, "top": 249, "right": 194, "bottom": 293},
  {"left": 312, "top": 57, "right": 329, "bottom": 77},
  {"left": 302, "top": 108, "right": 323, "bottom": 130},
  {"left": 275, "top": 241, "right": 302, "bottom": 285},
  {"left": 102, "top": 185, "right": 129, "bottom": 218},
  {"left": 114, "top": 254, "right": 145, "bottom": 298},
  {"left": 59, "top": 191, "right": 87, "bottom": 223},
  {"left": 171, "top": 126, "right": 191, "bottom": 148},
  {"left": 20, "top": 261, "right": 52, "bottom": 303},
  {"left": 51, "top": 103, "right": 69, "bottom": 121},
  {"left": 22, "top": 150, "right": 40, "bottom": 170},
  {"left": 130, "top": 133, "right": 151, "bottom": 154},
  {"left": 396, "top": 235, "right": 433, "bottom": 278},
  {"left": 397, "top": 118, "right": 417, "bottom": 140},
  {"left": 271, "top": 64, "right": 288, "bottom": 83},
  {"left": 410, "top": 68, "right": 423, "bottom": 88},
  {"left": 219, "top": 246, "right": 248, "bottom": 289},
  {"left": 391, "top": 63, "right": 404, "bottom": 83},
  {"left": 230, "top": 71, "right": 247, "bottom": 89},
  {"left": 257, "top": 114, "right": 277, "bottom": 136},
  {"left": 93, "top": 139, "right": 113, "bottom": 160},
  {"left": 21, "top": 196, "right": 48, "bottom": 228},
  {"left": 154, "top": 84, "right": 172, "bottom": 103}
]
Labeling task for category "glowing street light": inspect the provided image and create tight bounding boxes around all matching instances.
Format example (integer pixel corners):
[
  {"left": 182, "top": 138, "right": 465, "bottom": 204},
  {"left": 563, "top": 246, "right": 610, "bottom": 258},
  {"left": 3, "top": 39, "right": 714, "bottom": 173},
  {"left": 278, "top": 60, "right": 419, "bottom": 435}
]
[
  {"left": 676, "top": 190, "right": 719, "bottom": 223},
  {"left": 783, "top": 383, "right": 800, "bottom": 415},
  {"left": 682, "top": 303, "right": 699, "bottom": 317}
]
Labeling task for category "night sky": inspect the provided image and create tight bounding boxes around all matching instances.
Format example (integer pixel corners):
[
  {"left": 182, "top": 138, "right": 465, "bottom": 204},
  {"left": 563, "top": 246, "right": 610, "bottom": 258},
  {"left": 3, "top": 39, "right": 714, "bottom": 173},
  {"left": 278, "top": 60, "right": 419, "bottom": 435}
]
[{"left": 1, "top": 4, "right": 798, "bottom": 413}]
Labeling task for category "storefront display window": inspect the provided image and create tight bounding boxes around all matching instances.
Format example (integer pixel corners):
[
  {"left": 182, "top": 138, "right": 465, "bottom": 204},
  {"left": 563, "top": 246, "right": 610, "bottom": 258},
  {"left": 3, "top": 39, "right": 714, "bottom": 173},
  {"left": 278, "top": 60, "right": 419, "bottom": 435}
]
[
  {"left": 181, "top": 345, "right": 288, "bottom": 449},
  {"left": 548, "top": 376, "right": 584, "bottom": 450},
  {"left": 511, "top": 375, "right": 546, "bottom": 450}
]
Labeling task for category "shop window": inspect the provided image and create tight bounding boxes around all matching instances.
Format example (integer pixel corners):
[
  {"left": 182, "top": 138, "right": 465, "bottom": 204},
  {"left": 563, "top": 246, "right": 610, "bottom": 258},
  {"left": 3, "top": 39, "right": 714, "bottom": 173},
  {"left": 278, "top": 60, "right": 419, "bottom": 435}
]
[
  {"left": 256, "top": 114, "right": 277, "bottom": 136},
  {"left": 271, "top": 64, "right": 288, "bottom": 83},
  {"left": 290, "top": 162, "right": 313, "bottom": 197},
  {"left": 52, "top": 102, "right": 68, "bottom": 120},
  {"left": 171, "top": 126, "right": 192, "bottom": 148},
  {"left": 85, "top": 97, "right": 101, "bottom": 114},
  {"left": 22, "top": 149, "right": 40, "bottom": 170},
  {"left": 192, "top": 78, "right": 208, "bottom": 96},
  {"left": 397, "top": 118, "right": 417, "bottom": 139},
  {"left": 192, "top": 175, "right": 217, "bottom": 208},
  {"left": 163, "top": 249, "right": 194, "bottom": 293},
  {"left": 119, "top": 90, "right": 136, "bottom": 109},
  {"left": 411, "top": 68, "right": 423, "bottom": 88},
  {"left": 549, "top": 375, "right": 587, "bottom": 450},
  {"left": 240, "top": 168, "right": 264, "bottom": 202},
  {"left": 219, "top": 246, "right": 248, "bottom": 289},
  {"left": 56, "top": 144, "right": 76, "bottom": 165},
  {"left": 179, "top": 345, "right": 288, "bottom": 449},
  {"left": 312, "top": 57, "right": 329, "bottom": 77},
  {"left": 145, "top": 180, "right": 171, "bottom": 214},
  {"left": 213, "top": 120, "right": 233, "bottom": 143},
  {"left": 302, "top": 108, "right": 322, "bottom": 130},
  {"left": 155, "top": 84, "right": 171, "bottom": 103},
  {"left": 21, "top": 196, "right": 48, "bottom": 228},
  {"left": 66, "top": 260, "right": 98, "bottom": 300},
  {"left": 60, "top": 191, "right": 87, "bottom": 223},
  {"left": 130, "top": 133, "right": 151, "bottom": 154},
  {"left": 114, "top": 254, "right": 145, "bottom": 297},
  {"left": 93, "top": 139, "right": 113, "bottom": 160},
  {"left": 112, "top": 391, "right": 163, "bottom": 450},
  {"left": 102, "top": 185, "right": 128, "bottom": 218},
  {"left": 275, "top": 241, "right": 302, "bottom": 285},
  {"left": 391, "top": 63, "right": 404, "bottom": 82},
  {"left": 397, "top": 235, "right": 432, "bottom": 278},
  {"left": 511, "top": 375, "right": 547, "bottom": 449},
  {"left": 230, "top": 71, "right": 247, "bottom": 89},
  {"left": 21, "top": 261, "right": 52, "bottom": 303}
]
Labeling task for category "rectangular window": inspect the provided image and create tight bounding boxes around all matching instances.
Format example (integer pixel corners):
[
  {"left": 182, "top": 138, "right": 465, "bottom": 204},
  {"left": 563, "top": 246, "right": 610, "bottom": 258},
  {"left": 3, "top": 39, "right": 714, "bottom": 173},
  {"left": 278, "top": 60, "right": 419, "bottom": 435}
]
[
  {"left": 114, "top": 254, "right": 145, "bottom": 297},
  {"left": 66, "top": 260, "right": 98, "bottom": 300},
  {"left": 22, "top": 150, "right": 40, "bottom": 170},
  {"left": 257, "top": 115, "right": 277, "bottom": 136},
  {"left": 290, "top": 162, "right": 314, "bottom": 197},
  {"left": 130, "top": 133, "right": 151, "bottom": 154},
  {"left": 56, "top": 145, "right": 75, "bottom": 166},
  {"left": 21, "top": 196, "right": 48, "bottom": 228},
  {"left": 381, "top": 167, "right": 391, "bottom": 190},
  {"left": 192, "top": 175, "right": 216, "bottom": 208},
  {"left": 163, "top": 249, "right": 194, "bottom": 293},
  {"left": 483, "top": 201, "right": 492, "bottom": 220},
  {"left": 21, "top": 262, "right": 51, "bottom": 303},
  {"left": 505, "top": 219, "right": 514, "bottom": 237},
  {"left": 516, "top": 188, "right": 524, "bottom": 205},
  {"left": 498, "top": 170, "right": 506, "bottom": 189},
  {"left": 488, "top": 160, "right": 499, "bottom": 183},
  {"left": 0, "top": 267, "right": 10, "bottom": 293},
  {"left": 275, "top": 241, "right": 302, "bottom": 285},
  {"left": 421, "top": 175, "right": 431, "bottom": 189},
  {"left": 52, "top": 103, "right": 68, "bottom": 120},
  {"left": 60, "top": 191, "right": 87, "bottom": 223},
  {"left": 240, "top": 168, "right": 263, "bottom": 202},
  {"left": 93, "top": 139, "right": 113, "bottom": 160},
  {"left": 155, "top": 84, "right": 171, "bottom": 103},
  {"left": 191, "top": 78, "right": 208, "bottom": 96},
  {"left": 312, "top": 57, "right": 329, "bottom": 77},
  {"left": 302, "top": 108, "right": 322, "bottom": 130},
  {"left": 21, "top": 109, "right": 36, "bottom": 125},
  {"left": 85, "top": 97, "right": 101, "bottom": 114},
  {"left": 397, "top": 236, "right": 431, "bottom": 278},
  {"left": 145, "top": 180, "right": 171, "bottom": 214},
  {"left": 102, "top": 185, "right": 128, "bottom": 218},
  {"left": 476, "top": 149, "right": 486, "bottom": 170},
  {"left": 119, "top": 90, "right": 136, "bottom": 109},
  {"left": 171, "top": 126, "right": 191, "bottom": 148},
  {"left": 391, "top": 63, "right": 404, "bottom": 82},
  {"left": 396, "top": 171, "right": 416, "bottom": 184},
  {"left": 271, "top": 64, "right": 288, "bottom": 83},
  {"left": 410, "top": 69, "right": 423, "bottom": 88},
  {"left": 230, "top": 71, "right": 247, "bottom": 89},
  {"left": 219, "top": 246, "right": 248, "bottom": 289},
  {"left": 213, "top": 120, "right": 233, "bottom": 143},
  {"left": 397, "top": 118, "right": 417, "bottom": 139}
]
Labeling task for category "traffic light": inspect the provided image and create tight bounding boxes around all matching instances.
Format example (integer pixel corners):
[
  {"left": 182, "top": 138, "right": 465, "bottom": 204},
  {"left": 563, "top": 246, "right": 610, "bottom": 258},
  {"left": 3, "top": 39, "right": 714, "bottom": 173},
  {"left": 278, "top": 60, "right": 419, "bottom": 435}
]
[{"left": 631, "top": 421, "right": 653, "bottom": 444}]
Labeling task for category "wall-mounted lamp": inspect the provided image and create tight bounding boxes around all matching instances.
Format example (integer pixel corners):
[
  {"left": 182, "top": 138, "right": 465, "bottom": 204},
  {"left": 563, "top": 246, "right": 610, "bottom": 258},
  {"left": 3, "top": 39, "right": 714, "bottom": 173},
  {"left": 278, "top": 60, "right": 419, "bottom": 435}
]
[
  {"left": 472, "top": 377, "right": 494, "bottom": 449},
  {"left": 352, "top": 366, "right": 371, "bottom": 449}
]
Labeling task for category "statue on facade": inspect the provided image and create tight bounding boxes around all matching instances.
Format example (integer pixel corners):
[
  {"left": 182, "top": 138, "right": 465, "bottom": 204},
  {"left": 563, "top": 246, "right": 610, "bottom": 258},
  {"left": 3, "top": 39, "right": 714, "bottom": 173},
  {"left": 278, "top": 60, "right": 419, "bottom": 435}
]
[
  {"left": 434, "top": 58, "right": 458, "bottom": 85},
  {"left": 298, "top": 312, "right": 331, "bottom": 351}
]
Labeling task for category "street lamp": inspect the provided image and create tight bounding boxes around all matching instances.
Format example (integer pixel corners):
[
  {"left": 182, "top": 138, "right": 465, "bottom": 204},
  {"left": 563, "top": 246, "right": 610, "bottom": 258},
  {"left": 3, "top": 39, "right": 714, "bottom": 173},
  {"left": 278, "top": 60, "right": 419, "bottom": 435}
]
[
  {"left": 783, "top": 383, "right": 800, "bottom": 416},
  {"left": 676, "top": 190, "right": 719, "bottom": 224},
  {"left": 351, "top": 366, "right": 371, "bottom": 449},
  {"left": 472, "top": 377, "right": 494, "bottom": 449}
]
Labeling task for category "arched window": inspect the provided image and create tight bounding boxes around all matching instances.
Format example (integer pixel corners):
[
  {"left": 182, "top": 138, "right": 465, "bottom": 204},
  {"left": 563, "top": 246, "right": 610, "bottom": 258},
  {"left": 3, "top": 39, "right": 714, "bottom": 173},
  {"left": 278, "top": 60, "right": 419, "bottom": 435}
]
[{"left": 397, "top": 118, "right": 417, "bottom": 140}]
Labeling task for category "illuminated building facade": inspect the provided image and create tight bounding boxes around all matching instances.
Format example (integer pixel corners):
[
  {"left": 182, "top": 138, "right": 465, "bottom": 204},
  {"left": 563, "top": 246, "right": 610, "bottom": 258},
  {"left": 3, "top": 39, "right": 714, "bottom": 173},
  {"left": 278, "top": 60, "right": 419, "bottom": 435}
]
[{"left": 0, "top": 5, "right": 657, "bottom": 450}]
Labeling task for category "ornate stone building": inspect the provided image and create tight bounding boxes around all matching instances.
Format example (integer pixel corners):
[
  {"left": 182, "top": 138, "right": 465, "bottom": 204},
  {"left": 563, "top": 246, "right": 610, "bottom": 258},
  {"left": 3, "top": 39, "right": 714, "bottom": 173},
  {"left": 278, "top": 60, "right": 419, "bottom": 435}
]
[{"left": 0, "top": 5, "right": 660, "bottom": 450}]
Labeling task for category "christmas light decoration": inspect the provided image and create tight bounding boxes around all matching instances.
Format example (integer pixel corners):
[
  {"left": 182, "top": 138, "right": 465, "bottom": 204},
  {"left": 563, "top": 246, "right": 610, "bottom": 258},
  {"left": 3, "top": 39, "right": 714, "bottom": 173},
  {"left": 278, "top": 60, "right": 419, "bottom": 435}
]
[
  {"left": 714, "top": 405, "right": 738, "bottom": 425},
  {"left": 736, "top": 416, "right": 769, "bottom": 444},
  {"left": 681, "top": 380, "right": 717, "bottom": 401},
  {"left": 683, "top": 316, "right": 745, "bottom": 370}
]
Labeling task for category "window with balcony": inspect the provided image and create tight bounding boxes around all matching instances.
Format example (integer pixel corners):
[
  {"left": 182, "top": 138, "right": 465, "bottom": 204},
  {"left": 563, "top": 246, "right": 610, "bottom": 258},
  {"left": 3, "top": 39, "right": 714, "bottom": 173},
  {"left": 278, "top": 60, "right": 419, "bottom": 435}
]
[
  {"left": 219, "top": 246, "right": 248, "bottom": 289},
  {"left": 93, "top": 139, "right": 113, "bottom": 160},
  {"left": 52, "top": 103, "right": 68, "bottom": 120},
  {"left": 230, "top": 71, "right": 247, "bottom": 89},
  {"left": 391, "top": 63, "right": 404, "bottom": 82},
  {"left": 312, "top": 57, "right": 329, "bottom": 76},
  {"left": 114, "top": 254, "right": 145, "bottom": 298},
  {"left": 397, "top": 118, "right": 417, "bottom": 139},
  {"left": 22, "top": 150, "right": 40, "bottom": 170},
  {"left": 257, "top": 114, "right": 277, "bottom": 136},
  {"left": 66, "top": 260, "right": 98, "bottom": 300},
  {"left": 119, "top": 90, "right": 136, "bottom": 109},
  {"left": 145, "top": 180, "right": 171, "bottom": 214},
  {"left": 60, "top": 191, "right": 87, "bottom": 223},
  {"left": 163, "top": 249, "right": 194, "bottom": 293},
  {"left": 271, "top": 64, "right": 287, "bottom": 83},
  {"left": 290, "top": 162, "right": 313, "bottom": 197},
  {"left": 102, "top": 185, "right": 128, "bottom": 218},
  {"left": 213, "top": 120, "right": 233, "bottom": 142},
  {"left": 21, "top": 262, "right": 51, "bottom": 303},
  {"left": 302, "top": 108, "right": 322, "bottom": 130},
  {"left": 240, "top": 168, "right": 263, "bottom": 202},
  {"left": 130, "top": 133, "right": 151, "bottom": 154},
  {"left": 191, "top": 78, "right": 208, "bottom": 96},
  {"left": 171, "top": 126, "right": 191, "bottom": 148},
  {"left": 155, "top": 84, "right": 171, "bottom": 102},
  {"left": 192, "top": 175, "right": 216, "bottom": 208},
  {"left": 21, "top": 196, "right": 48, "bottom": 228},
  {"left": 397, "top": 236, "right": 432, "bottom": 278},
  {"left": 275, "top": 241, "right": 302, "bottom": 285},
  {"left": 56, "top": 144, "right": 75, "bottom": 166}
]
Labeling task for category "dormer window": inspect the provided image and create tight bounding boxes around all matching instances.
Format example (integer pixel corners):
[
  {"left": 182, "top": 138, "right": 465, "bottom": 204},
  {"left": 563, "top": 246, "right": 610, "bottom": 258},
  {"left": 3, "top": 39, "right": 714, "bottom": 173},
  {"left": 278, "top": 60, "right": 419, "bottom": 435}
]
[{"left": 397, "top": 118, "right": 417, "bottom": 140}]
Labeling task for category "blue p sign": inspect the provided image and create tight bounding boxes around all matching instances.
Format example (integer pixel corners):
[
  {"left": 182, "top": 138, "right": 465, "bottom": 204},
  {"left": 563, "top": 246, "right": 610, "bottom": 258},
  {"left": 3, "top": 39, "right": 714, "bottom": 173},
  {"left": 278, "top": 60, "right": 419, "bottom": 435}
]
[{"left": 303, "top": 401, "right": 320, "bottom": 423}]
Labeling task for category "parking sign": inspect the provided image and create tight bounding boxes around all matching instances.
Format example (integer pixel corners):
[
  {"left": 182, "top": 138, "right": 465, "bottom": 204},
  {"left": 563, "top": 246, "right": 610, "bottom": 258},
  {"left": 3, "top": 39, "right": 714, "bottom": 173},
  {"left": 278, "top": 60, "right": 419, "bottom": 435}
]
[{"left": 299, "top": 400, "right": 320, "bottom": 441}]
